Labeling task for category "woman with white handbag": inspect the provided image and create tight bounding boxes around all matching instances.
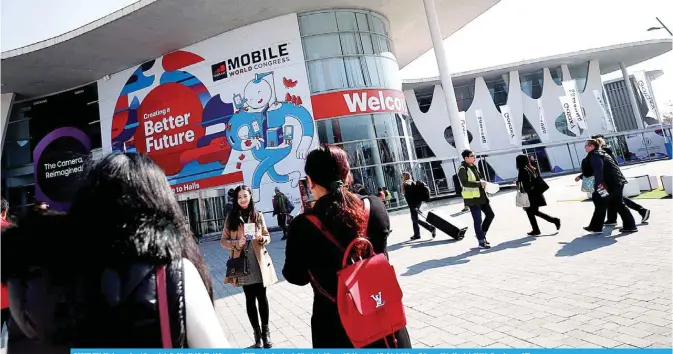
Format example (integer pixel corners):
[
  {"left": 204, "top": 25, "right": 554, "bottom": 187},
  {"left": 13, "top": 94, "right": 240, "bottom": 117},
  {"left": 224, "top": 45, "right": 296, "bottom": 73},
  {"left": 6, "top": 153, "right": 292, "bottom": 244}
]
[{"left": 516, "top": 155, "right": 561, "bottom": 236}]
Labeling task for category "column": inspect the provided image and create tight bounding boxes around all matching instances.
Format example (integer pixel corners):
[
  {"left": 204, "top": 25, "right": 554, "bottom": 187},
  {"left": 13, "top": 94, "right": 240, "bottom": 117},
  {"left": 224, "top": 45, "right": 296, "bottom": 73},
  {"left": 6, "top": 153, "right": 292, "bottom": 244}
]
[
  {"left": 620, "top": 62, "right": 644, "bottom": 130},
  {"left": 422, "top": 0, "right": 470, "bottom": 153}
]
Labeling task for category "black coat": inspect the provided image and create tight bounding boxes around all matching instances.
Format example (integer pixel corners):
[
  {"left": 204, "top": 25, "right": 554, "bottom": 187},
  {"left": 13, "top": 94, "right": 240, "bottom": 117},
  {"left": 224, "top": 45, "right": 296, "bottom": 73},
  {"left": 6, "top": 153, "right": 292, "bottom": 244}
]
[
  {"left": 517, "top": 166, "right": 548, "bottom": 207},
  {"left": 283, "top": 196, "right": 411, "bottom": 348}
]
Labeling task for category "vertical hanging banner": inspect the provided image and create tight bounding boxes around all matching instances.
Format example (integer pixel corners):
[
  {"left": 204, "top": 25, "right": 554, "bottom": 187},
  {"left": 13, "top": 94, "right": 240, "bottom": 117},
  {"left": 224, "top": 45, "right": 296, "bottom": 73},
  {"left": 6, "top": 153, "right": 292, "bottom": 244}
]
[
  {"left": 474, "top": 109, "right": 489, "bottom": 150},
  {"left": 559, "top": 96, "right": 580, "bottom": 136},
  {"left": 592, "top": 89, "right": 616, "bottom": 132},
  {"left": 561, "top": 80, "right": 588, "bottom": 130},
  {"left": 535, "top": 99, "right": 550, "bottom": 142},
  {"left": 633, "top": 70, "right": 660, "bottom": 122},
  {"left": 458, "top": 111, "right": 469, "bottom": 144},
  {"left": 498, "top": 105, "right": 518, "bottom": 146}
]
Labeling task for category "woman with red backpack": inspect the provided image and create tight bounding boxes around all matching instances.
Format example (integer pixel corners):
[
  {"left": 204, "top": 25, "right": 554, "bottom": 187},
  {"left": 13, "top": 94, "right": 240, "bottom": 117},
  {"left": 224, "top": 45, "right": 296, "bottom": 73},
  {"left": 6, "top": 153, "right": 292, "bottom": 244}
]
[{"left": 283, "top": 144, "right": 411, "bottom": 348}]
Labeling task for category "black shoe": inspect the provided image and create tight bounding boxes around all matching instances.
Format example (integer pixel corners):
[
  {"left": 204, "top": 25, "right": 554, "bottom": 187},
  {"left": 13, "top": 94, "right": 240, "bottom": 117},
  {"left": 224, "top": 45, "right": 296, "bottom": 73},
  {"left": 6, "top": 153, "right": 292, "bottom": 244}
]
[
  {"left": 619, "top": 227, "right": 638, "bottom": 233},
  {"left": 554, "top": 218, "right": 561, "bottom": 231},
  {"left": 640, "top": 209, "right": 651, "bottom": 223},
  {"left": 583, "top": 226, "right": 602, "bottom": 234},
  {"left": 410, "top": 235, "right": 421, "bottom": 240},
  {"left": 527, "top": 231, "right": 541, "bottom": 236},
  {"left": 604, "top": 221, "right": 617, "bottom": 226},
  {"left": 479, "top": 241, "right": 491, "bottom": 249},
  {"left": 262, "top": 325, "right": 273, "bottom": 348},
  {"left": 281, "top": 235, "right": 287, "bottom": 240},
  {"left": 253, "top": 327, "right": 262, "bottom": 348},
  {"left": 431, "top": 228, "right": 437, "bottom": 238}
]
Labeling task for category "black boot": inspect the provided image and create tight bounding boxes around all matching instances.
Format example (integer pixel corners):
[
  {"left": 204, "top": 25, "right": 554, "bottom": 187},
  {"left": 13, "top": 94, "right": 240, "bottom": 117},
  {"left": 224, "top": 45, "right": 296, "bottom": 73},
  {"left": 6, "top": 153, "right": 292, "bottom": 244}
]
[
  {"left": 262, "top": 324, "right": 273, "bottom": 348},
  {"left": 252, "top": 326, "right": 262, "bottom": 348}
]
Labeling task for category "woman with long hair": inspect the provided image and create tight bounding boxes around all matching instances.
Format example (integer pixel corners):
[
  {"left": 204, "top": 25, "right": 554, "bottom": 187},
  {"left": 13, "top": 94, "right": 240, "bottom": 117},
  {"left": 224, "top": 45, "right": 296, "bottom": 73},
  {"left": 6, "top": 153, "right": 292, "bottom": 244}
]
[
  {"left": 282, "top": 144, "right": 411, "bottom": 348},
  {"left": 220, "top": 185, "right": 277, "bottom": 348},
  {"left": 515, "top": 154, "right": 560, "bottom": 235},
  {"left": 2, "top": 153, "right": 228, "bottom": 351}
]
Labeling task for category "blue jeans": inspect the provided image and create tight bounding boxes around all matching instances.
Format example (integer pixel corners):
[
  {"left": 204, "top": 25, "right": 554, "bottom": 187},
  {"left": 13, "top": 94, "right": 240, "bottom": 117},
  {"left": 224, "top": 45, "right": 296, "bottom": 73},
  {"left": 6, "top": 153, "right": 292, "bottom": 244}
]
[{"left": 469, "top": 203, "right": 495, "bottom": 242}]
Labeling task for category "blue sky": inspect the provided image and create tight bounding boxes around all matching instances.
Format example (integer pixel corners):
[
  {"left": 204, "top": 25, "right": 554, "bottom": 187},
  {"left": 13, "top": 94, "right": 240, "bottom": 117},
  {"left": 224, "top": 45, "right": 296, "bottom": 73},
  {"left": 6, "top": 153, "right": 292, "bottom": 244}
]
[{"left": 2, "top": 0, "right": 671, "bottom": 109}]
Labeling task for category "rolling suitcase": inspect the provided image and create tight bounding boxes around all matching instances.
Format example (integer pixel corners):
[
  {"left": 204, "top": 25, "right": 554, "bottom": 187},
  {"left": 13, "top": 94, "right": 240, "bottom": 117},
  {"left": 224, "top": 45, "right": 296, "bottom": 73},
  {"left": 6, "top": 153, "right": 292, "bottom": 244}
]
[{"left": 421, "top": 209, "right": 468, "bottom": 240}]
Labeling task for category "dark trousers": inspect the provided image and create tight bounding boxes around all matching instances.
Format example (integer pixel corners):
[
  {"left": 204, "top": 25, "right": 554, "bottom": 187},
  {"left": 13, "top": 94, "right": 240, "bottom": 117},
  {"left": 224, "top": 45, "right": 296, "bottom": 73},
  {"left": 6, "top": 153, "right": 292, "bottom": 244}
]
[
  {"left": 589, "top": 185, "right": 637, "bottom": 230},
  {"left": 469, "top": 203, "right": 495, "bottom": 242},
  {"left": 607, "top": 197, "right": 645, "bottom": 222},
  {"left": 409, "top": 206, "right": 434, "bottom": 237},
  {"left": 524, "top": 206, "right": 556, "bottom": 233},
  {"left": 243, "top": 283, "right": 270, "bottom": 330},
  {"left": 276, "top": 213, "right": 287, "bottom": 237}
]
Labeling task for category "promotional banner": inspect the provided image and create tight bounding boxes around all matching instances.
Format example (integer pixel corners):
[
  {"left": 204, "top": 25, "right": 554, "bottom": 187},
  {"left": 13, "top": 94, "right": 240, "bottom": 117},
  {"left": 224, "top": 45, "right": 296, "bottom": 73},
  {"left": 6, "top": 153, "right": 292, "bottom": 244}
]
[
  {"left": 535, "top": 99, "right": 550, "bottom": 142},
  {"left": 474, "top": 108, "right": 489, "bottom": 149},
  {"left": 561, "top": 80, "right": 588, "bottom": 130},
  {"left": 626, "top": 131, "right": 668, "bottom": 160},
  {"left": 633, "top": 71, "right": 660, "bottom": 123},
  {"left": 498, "top": 105, "right": 518, "bottom": 146},
  {"left": 458, "top": 111, "right": 469, "bottom": 144},
  {"left": 33, "top": 127, "right": 91, "bottom": 211},
  {"left": 310, "top": 89, "right": 407, "bottom": 120},
  {"left": 97, "top": 14, "right": 315, "bottom": 217},
  {"left": 592, "top": 89, "right": 616, "bottom": 132},
  {"left": 559, "top": 96, "right": 581, "bottom": 137}
]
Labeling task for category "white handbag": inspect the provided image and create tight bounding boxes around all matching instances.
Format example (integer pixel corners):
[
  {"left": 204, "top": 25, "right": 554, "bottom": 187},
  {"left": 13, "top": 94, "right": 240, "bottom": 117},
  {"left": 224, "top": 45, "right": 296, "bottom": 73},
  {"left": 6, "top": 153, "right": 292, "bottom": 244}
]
[{"left": 515, "top": 184, "right": 530, "bottom": 208}]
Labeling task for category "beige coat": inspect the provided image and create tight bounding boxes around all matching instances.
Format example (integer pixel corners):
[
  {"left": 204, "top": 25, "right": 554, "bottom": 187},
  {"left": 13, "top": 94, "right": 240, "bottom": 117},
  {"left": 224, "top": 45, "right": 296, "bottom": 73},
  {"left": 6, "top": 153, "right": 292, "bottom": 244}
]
[{"left": 220, "top": 212, "right": 278, "bottom": 287}]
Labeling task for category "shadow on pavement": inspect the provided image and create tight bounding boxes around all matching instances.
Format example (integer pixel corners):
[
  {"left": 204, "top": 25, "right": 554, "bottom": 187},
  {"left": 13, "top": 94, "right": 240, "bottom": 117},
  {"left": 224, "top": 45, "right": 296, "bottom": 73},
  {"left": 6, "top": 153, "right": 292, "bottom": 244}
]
[
  {"left": 555, "top": 227, "right": 637, "bottom": 257},
  {"left": 401, "top": 235, "right": 537, "bottom": 276}
]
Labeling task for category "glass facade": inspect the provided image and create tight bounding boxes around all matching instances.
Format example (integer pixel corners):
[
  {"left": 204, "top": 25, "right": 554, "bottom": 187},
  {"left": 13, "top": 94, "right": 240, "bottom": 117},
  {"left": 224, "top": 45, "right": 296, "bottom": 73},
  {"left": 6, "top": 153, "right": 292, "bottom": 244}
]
[
  {"left": 299, "top": 9, "right": 412, "bottom": 206},
  {"left": 568, "top": 62, "right": 590, "bottom": 92}
]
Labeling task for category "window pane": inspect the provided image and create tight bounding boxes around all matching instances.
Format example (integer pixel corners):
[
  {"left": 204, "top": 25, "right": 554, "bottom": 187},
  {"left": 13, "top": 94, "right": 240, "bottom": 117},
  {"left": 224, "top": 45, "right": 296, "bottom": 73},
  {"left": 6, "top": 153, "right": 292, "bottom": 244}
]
[
  {"left": 336, "top": 11, "right": 358, "bottom": 31},
  {"left": 370, "top": 14, "right": 387, "bottom": 35},
  {"left": 307, "top": 58, "right": 348, "bottom": 93},
  {"left": 344, "top": 57, "right": 366, "bottom": 88},
  {"left": 381, "top": 57, "right": 401, "bottom": 90},
  {"left": 341, "top": 141, "right": 364, "bottom": 167},
  {"left": 383, "top": 163, "right": 411, "bottom": 206},
  {"left": 5, "top": 120, "right": 30, "bottom": 141},
  {"left": 372, "top": 34, "right": 391, "bottom": 54},
  {"left": 568, "top": 62, "right": 590, "bottom": 93},
  {"left": 362, "top": 56, "right": 383, "bottom": 87},
  {"left": 373, "top": 113, "right": 401, "bottom": 138},
  {"left": 303, "top": 34, "right": 342, "bottom": 60},
  {"left": 299, "top": 12, "right": 337, "bottom": 35},
  {"left": 359, "top": 33, "right": 374, "bottom": 54},
  {"left": 355, "top": 13, "right": 370, "bottom": 31},
  {"left": 340, "top": 33, "right": 361, "bottom": 55},
  {"left": 2, "top": 139, "right": 32, "bottom": 168}
]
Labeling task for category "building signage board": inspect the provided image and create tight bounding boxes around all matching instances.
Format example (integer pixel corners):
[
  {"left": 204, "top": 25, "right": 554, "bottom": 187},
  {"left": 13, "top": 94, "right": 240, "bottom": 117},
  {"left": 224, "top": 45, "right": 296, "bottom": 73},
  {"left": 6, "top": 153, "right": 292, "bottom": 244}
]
[
  {"left": 633, "top": 71, "right": 660, "bottom": 123},
  {"left": 559, "top": 96, "right": 581, "bottom": 137},
  {"left": 474, "top": 108, "right": 489, "bottom": 150},
  {"left": 562, "top": 80, "right": 588, "bottom": 130},
  {"left": 498, "top": 105, "right": 518, "bottom": 146},
  {"left": 535, "top": 99, "right": 550, "bottom": 142},
  {"left": 592, "top": 89, "right": 616, "bottom": 132},
  {"left": 310, "top": 88, "right": 408, "bottom": 120},
  {"left": 97, "top": 13, "right": 315, "bottom": 220}
]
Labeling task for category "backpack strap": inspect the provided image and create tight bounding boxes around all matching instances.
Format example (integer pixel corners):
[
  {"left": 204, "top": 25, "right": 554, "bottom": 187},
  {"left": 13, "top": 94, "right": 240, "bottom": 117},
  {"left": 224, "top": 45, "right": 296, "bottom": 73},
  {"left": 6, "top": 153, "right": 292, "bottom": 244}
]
[
  {"left": 305, "top": 197, "right": 372, "bottom": 303},
  {"left": 156, "top": 264, "right": 172, "bottom": 348}
]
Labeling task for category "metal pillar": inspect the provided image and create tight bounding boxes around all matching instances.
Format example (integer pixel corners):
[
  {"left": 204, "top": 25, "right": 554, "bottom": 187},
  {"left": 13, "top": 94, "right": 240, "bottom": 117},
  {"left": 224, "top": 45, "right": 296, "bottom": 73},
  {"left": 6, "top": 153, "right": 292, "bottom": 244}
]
[
  {"left": 422, "top": 0, "right": 470, "bottom": 153},
  {"left": 620, "top": 62, "right": 644, "bottom": 130}
]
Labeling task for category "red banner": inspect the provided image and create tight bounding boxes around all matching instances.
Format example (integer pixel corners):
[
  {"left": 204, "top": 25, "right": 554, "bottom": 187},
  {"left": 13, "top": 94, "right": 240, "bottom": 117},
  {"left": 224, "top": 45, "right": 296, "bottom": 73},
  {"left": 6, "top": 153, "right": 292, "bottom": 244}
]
[
  {"left": 171, "top": 171, "right": 244, "bottom": 194},
  {"left": 311, "top": 89, "right": 408, "bottom": 120}
]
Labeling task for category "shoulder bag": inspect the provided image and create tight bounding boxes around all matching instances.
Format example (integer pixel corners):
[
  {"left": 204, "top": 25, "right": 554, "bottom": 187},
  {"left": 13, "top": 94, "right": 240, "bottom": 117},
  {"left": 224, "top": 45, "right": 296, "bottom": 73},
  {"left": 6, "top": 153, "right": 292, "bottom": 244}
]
[
  {"left": 226, "top": 241, "right": 250, "bottom": 278},
  {"left": 515, "top": 183, "right": 530, "bottom": 208},
  {"left": 581, "top": 176, "right": 595, "bottom": 193}
]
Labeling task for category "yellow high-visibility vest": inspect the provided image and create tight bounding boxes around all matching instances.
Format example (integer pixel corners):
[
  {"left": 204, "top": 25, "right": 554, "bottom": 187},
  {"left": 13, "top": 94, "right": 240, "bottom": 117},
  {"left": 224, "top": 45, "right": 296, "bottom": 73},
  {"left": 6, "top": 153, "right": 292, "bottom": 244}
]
[{"left": 459, "top": 166, "right": 481, "bottom": 200}]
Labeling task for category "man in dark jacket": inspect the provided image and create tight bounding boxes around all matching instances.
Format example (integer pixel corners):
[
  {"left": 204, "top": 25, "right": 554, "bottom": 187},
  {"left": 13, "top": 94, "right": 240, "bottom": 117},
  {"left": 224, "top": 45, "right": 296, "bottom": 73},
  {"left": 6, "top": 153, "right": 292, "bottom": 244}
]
[
  {"left": 272, "top": 187, "right": 291, "bottom": 240},
  {"left": 592, "top": 135, "right": 651, "bottom": 224},
  {"left": 458, "top": 150, "right": 495, "bottom": 249},
  {"left": 584, "top": 139, "right": 637, "bottom": 233},
  {"left": 402, "top": 172, "right": 436, "bottom": 240}
]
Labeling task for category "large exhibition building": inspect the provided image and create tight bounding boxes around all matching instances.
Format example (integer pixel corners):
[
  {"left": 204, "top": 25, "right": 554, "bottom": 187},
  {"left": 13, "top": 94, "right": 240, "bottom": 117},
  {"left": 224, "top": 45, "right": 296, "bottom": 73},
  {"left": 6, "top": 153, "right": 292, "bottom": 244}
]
[{"left": 1, "top": 0, "right": 671, "bottom": 238}]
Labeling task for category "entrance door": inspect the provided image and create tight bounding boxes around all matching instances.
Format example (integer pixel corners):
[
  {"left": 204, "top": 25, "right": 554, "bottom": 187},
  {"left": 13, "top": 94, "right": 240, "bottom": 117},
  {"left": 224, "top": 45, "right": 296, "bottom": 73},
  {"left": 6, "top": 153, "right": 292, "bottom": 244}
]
[{"left": 179, "top": 199, "right": 202, "bottom": 240}]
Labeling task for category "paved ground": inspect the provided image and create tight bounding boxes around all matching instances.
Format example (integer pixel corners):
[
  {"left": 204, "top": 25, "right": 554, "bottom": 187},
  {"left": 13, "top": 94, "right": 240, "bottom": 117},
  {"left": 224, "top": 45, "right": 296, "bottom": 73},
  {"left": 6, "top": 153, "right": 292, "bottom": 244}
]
[{"left": 202, "top": 160, "right": 673, "bottom": 349}]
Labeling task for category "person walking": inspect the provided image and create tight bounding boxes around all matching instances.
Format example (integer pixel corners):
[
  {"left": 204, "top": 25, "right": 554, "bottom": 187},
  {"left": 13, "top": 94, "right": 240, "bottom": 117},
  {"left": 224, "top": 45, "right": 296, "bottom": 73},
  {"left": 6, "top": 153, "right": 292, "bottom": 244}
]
[
  {"left": 457, "top": 150, "right": 495, "bottom": 249},
  {"left": 515, "top": 155, "right": 561, "bottom": 235},
  {"left": 580, "top": 139, "right": 638, "bottom": 234},
  {"left": 272, "top": 187, "right": 293, "bottom": 240},
  {"left": 221, "top": 185, "right": 277, "bottom": 348},
  {"left": 282, "top": 144, "right": 411, "bottom": 348},
  {"left": 402, "top": 172, "right": 436, "bottom": 241},
  {"left": 592, "top": 135, "right": 651, "bottom": 224},
  {"left": 224, "top": 188, "right": 235, "bottom": 218}
]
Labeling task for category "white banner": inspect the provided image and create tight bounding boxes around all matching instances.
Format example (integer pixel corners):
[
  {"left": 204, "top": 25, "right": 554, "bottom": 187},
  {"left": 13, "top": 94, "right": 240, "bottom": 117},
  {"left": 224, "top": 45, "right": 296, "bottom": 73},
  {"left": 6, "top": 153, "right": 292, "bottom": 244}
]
[
  {"left": 458, "top": 111, "right": 469, "bottom": 143},
  {"left": 562, "top": 80, "right": 588, "bottom": 130},
  {"left": 536, "top": 99, "right": 550, "bottom": 142},
  {"left": 592, "top": 89, "right": 615, "bottom": 132},
  {"left": 498, "top": 105, "right": 518, "bottom": 146},
  {"left": 474, "top": 109, "right": 489, "bottom": 149},
  {"left": 633, "top": 70, "right": 660, "bottom": 123},
  {"left": 559, "top": 96, "right": 581, "bottom": 136}
]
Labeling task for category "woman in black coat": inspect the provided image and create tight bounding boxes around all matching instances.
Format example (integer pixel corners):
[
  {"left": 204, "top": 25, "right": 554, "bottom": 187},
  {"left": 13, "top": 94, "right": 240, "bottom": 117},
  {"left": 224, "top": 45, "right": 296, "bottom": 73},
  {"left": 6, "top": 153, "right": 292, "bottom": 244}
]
[{"left": 516, "top": 155, "right": 561, "bottom": 235}]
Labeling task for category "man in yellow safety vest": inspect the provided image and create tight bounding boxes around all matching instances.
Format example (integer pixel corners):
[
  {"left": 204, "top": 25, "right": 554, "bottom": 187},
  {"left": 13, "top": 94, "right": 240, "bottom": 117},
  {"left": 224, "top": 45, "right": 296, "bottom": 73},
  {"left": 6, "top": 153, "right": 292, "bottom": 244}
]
[{"left": 457, "top": 150, "right": 495, "bottom": 249}]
